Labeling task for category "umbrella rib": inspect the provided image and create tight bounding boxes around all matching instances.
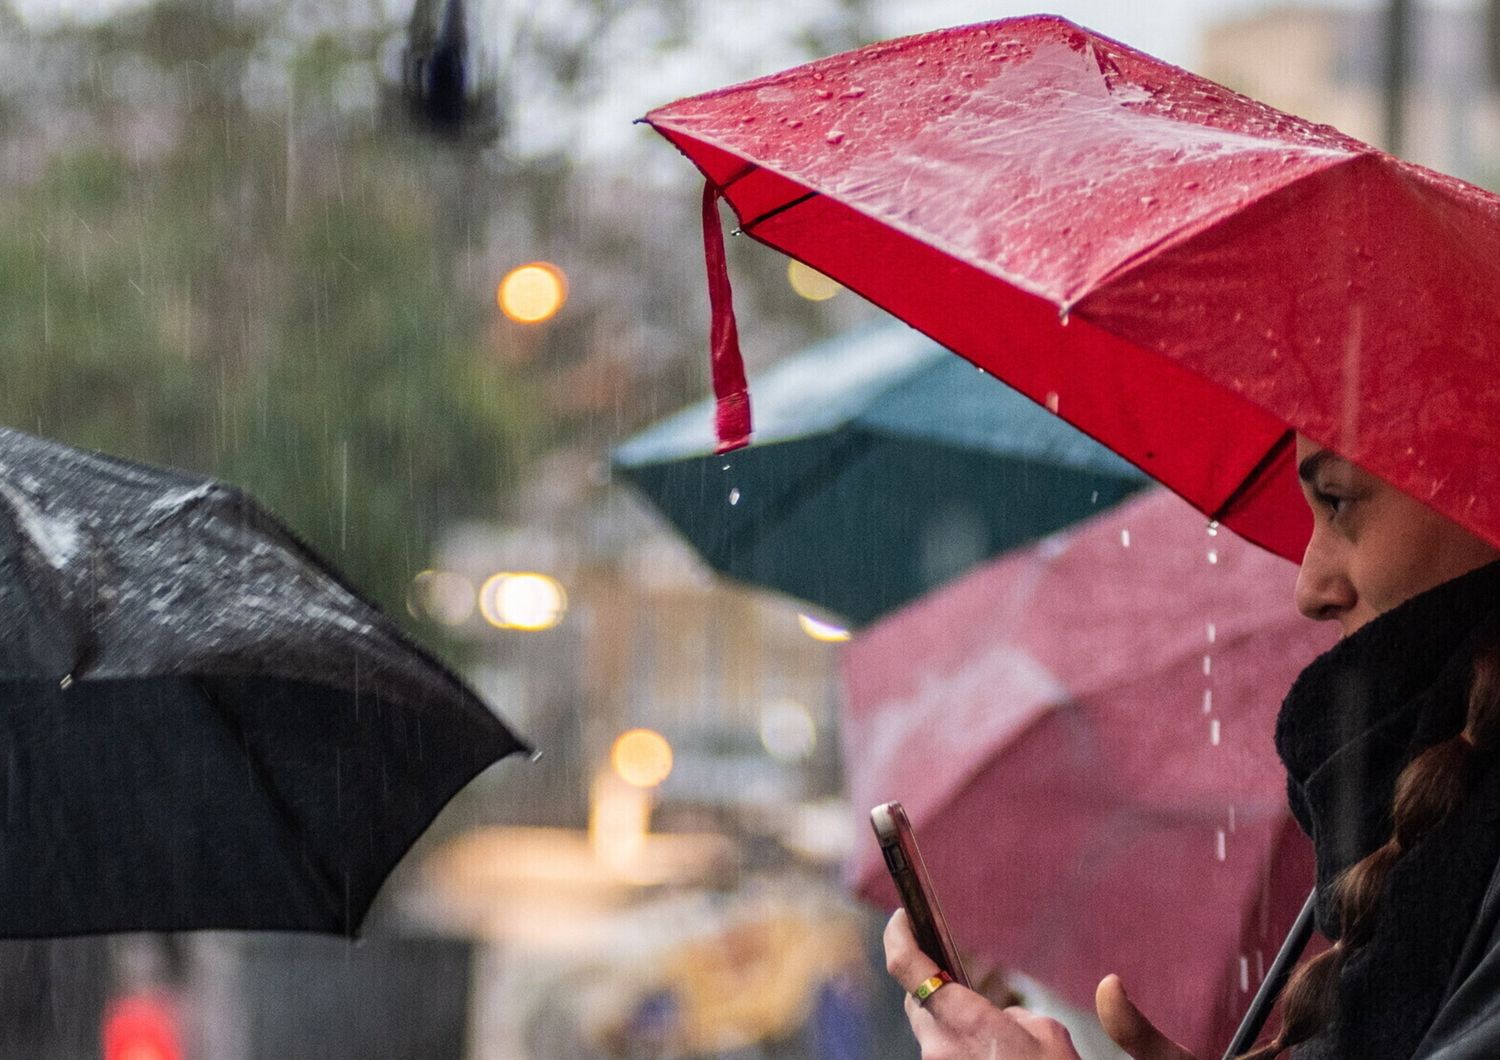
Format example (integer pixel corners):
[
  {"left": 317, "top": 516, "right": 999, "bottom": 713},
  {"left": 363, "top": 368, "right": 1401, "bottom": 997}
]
[
  {"left": 738, "top": 191, "right": 820, "bottom": 234},
  {"left": 194, "top": 678, "right": 348, "bottom": 929},
  {"left": 1210, "top": 429, "right": 1294, "bottom": 525},
  {"left": 723, "top": 429, "right": 875, "bottom": 577}
]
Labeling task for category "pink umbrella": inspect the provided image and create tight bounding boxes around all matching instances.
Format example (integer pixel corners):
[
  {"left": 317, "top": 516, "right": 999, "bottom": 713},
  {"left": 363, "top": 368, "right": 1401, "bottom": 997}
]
[{"left": 841, "top": 489, "right": 1336, "bottom": 1057}]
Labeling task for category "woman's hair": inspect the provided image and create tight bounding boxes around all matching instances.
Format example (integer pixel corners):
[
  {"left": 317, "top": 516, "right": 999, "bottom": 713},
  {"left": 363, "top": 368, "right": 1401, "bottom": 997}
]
[{"left": 1241, "top": 639, "right": 1500, "bottom": 1059}]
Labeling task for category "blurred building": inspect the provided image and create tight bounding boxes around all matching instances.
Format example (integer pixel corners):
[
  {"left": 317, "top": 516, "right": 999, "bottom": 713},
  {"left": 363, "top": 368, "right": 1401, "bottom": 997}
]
[{"left": 1201, "top": 3, "right": 1500, "bottom": 186}]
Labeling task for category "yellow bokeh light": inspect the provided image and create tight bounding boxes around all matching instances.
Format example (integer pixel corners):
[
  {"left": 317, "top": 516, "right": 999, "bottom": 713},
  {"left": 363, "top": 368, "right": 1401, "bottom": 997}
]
[
  {"left": 611, "top": 728, "right": 674, "bottom": 788},
  {"left": 787, "top": 259, "right": 841, "bottom": 302},
  {"left": 479, "top": 572, "right": 567, "bottom": 631},
  {"left": 498, "top": 262, "right": 568, "bottom": 323},
  {"left": 797, "top": 613, "right": 851, "bottom": 643}
]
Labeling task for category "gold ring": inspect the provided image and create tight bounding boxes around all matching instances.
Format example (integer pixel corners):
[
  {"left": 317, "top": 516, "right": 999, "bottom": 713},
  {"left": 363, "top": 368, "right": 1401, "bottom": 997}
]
[{"left": 912, "top": 970, "right": 953, "bottom": 1003}]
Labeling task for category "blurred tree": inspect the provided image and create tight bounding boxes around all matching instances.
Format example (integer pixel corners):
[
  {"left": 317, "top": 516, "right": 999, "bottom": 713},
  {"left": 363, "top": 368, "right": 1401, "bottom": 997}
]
[
  {"left": 0, "top": 0, "right": 880, "bottom": 651},
  {"left": 0, "top": 0, "right": 531, "bottom": 639}
]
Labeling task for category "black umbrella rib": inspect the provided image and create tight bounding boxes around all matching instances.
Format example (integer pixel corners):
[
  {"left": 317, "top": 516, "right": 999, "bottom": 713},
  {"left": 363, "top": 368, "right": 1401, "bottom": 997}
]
[
  {"left": 1210, "top": 429, "right": 1295, "bottom": 525},
  {"left": 738, "top": 191, "right": 820, "bottom": 234},
  {"left": 195, "top": 678, "right": 348, "bottom": 929}
]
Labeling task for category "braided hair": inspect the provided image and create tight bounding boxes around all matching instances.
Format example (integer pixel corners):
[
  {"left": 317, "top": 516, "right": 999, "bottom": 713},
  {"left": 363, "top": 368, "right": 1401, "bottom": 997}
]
[{"left": 1241, "top": 640, "right": 1500, "bottom": 1058}]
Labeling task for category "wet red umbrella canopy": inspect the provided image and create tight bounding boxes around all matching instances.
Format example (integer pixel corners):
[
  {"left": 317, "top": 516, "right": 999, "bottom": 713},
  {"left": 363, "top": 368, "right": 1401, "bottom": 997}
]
[{"left": 644, "top": 15, "right": 1500, "bottom": 561}]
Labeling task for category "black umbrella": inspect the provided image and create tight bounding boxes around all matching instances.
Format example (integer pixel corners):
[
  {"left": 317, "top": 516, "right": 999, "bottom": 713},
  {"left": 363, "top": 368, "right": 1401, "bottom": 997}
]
[{"left": 0, "top": 427, "right": 526, "bottom": 937}]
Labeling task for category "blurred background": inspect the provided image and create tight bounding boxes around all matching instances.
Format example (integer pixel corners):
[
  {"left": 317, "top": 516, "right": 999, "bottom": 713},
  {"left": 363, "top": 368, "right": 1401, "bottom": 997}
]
[{"left": 1, "top": 0, "right": 1496, "bottom": 1056}]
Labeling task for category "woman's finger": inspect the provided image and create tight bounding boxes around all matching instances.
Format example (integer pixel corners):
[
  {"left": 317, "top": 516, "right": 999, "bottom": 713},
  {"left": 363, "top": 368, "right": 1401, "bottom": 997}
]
[
  {"left": 884, "top": 908, "right": 943, "bottom": 990},
  {"left": 887, "top": 910, "right": 1053, "bottom": 1054},
  {"left": 1095, "top": 975, "right": 1198, "bottom": 1060}
]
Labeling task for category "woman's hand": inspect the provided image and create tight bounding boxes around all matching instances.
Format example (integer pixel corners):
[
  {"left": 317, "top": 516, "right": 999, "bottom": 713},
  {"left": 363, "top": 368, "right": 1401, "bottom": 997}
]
[{"left": 884, "top": 910, "right": 1199, "bottom": 1060}]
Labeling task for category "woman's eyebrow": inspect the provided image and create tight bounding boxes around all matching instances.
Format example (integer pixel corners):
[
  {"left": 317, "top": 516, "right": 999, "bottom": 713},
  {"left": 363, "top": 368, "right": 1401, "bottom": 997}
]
[{"left": 1297, "top": 450, "right": 1346, "bottom": 484}]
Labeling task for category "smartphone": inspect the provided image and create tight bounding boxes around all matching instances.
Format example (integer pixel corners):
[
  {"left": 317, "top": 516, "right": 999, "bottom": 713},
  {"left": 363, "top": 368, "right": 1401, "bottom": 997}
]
[{"left": 870, "top": 800, "right": 970, "bottom": 988}]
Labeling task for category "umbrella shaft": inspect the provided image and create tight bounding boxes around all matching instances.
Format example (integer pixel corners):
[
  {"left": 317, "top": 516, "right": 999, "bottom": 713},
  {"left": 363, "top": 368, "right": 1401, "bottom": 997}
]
[{"left": 1222, "top": 888, "right": 1317, "bottom": 1059}]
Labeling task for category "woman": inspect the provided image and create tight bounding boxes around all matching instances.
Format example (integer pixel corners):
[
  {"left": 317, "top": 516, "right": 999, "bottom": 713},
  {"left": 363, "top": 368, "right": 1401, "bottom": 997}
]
[{"left": 884, "top": 436, "right": 1500, "bottom": 1059}]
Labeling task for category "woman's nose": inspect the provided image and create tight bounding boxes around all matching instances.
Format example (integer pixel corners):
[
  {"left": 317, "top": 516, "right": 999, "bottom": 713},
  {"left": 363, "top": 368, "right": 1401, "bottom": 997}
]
[{"left": 1295, "top": 539, "right": 1356, "bottom": 622}]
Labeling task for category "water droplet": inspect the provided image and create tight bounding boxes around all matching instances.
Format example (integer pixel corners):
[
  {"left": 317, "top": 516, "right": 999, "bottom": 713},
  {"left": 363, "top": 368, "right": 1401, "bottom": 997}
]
[
  {"left": 1215, "top": 828, "right": 1227, "bottom": 860},
  {"left": 1139, "top": 195, "right": 1157, "bottom": 207},
  {"left": 1090, "top": 491, "right": 1099, "bottom": 504},
  {"left": 1206, "top": 621, "right": 1216, "bottom": 643},
  {"left": 740, "top": 114, "right": 756, "bottom": 124},
  {"left": 840, "top": 87, "right": 867, "bottom": 99},
  {"left": 1045, "top": 391, "right": 1060, "bottom": 413},
  {"left": 1206, "top": 520, "right": 1220, "bottom": 536},
  {"left": 814, "top": 87, "right": 833, "bottom": 99},
  {"left": 1059, "top": 307, "right": 1071, "bottom": 326},
  {"left": 1207, "top": 548, "right": 1218, "bottom": 565},
  {"left": 528, "top": 749, "right": 544, "bottom": 763},
  {"left": 59, "top": 674, "right": 73, "bottom": 690},
  {"left": 721, "top": 464, "right": 731, "bottom": 472},
  {"left": 728, "top": 487, "right": 741, "bottom": 506},
  {"left": 786, "top": 119, "right": 803, "bottom": 129},
  {"left": 1202, "top": 689, "right": 1213, "bottom": 714},
  {"left": 1203, "top": 654, "right": 1212, "bottom": 677},
  {"left": 1210, "top": 718, "right": 1221, "bottom": 745},
  {"left": 1120, "top": 529, "right": 1131, "bottom": 548},
  {"left": 824, "top": 129, "right": 846, "bottom": 145}
]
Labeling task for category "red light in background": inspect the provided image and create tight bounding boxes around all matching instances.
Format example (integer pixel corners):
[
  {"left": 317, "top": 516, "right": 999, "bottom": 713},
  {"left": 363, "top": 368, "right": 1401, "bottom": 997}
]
[{"left": 103, "top": 994, "right": 182, "bottom": 1060}]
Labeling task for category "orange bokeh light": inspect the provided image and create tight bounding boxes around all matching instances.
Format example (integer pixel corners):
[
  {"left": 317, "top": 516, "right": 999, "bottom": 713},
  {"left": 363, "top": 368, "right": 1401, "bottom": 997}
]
[
  {"left": 610, "top": 728, "right": 674, "bottom": 788},
  {"left": 498, "top": 262, "right": 568, "bottom": 323}
]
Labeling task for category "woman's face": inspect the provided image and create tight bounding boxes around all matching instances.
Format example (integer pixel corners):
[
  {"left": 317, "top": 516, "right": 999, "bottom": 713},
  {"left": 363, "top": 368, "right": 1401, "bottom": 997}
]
[{"left": 1294, "top": 436, "right": 1500, "bottom": 637}]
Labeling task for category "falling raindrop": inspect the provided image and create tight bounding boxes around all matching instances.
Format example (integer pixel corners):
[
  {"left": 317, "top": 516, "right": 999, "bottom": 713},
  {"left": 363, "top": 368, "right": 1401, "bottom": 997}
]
[
  {"left": 1045, "top": 391, "right": 1060, "bottom": 413},
  {"left": 1120, "top": 529, "right": 1130, "bottom": 548},
  {"left": 1239, "top": 955, "right": 1251, "bottom": 992},
  {"left": 1207, "top": 548, "right": 1218, "bottom": 565},
  {"left": 1203, "top": 654, "right": 1212, "bottom": 677},
  {"left": 1206, "top": 520, "right": 1220, "bottom": 536},
  {"left": 59, "top": 674, "right": 73, "bottom": 690},
  {"left": 1206, "top": 621, "right": 1217, "bottom": 643},
  {"left": 1215, "top": 828, "right": 1227, "bottom": 860},
  {"left": 1228, "top": 806, "right": 1237, "bottom": 833},
  {"left": 721, "top": 464, "right": 731, "bottom": 472},
  {"left": 1202, "top": 688, "right": 1213, "bottom": 714},
  {"left": 1210, "top": 718, "right": 1221, "bottom": 745},
  {"left": 728, "top": 487, "right": 741, "bottom": 506}
]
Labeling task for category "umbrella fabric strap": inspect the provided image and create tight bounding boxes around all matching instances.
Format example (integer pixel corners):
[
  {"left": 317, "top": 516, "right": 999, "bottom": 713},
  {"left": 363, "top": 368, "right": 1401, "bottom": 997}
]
[{"left": 701, "top": 182, "right": 752, "bottom": 454}]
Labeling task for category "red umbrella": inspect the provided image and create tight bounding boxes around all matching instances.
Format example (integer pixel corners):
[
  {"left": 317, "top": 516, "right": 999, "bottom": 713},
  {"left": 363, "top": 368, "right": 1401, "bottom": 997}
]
[
  {"left": 841, "top": 489, "right": 1336, "bottom": 1057},
  {"left": 645, "top": 15, "right": 1500, "bottom": 561}
]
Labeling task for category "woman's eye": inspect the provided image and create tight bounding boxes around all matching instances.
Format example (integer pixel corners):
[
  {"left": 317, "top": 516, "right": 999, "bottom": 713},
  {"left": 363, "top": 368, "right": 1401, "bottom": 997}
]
[{"left": 1314, "top": 490, "right": 1347, "bottom": 517}]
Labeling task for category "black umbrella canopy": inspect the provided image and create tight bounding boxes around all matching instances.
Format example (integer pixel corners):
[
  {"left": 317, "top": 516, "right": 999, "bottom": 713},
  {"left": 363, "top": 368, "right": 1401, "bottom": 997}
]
[
  {"left": 614, "top": 325, "right": 1147, "bottom": 625},
  {"left": 0, "top": 427, "right": 526, "bottom": 938}
]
